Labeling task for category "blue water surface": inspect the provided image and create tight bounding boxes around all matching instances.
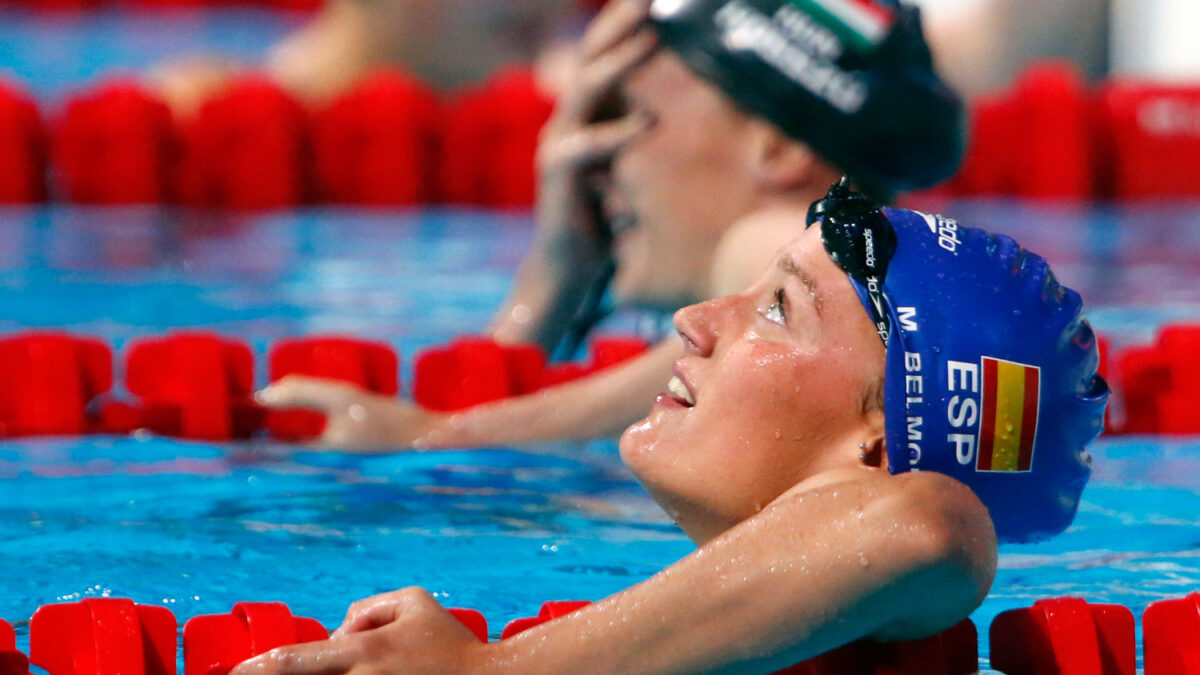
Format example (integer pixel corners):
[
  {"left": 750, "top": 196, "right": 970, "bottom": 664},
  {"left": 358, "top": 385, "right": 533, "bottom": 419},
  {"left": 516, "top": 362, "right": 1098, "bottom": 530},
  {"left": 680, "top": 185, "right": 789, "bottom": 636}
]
[
  {"left": 0, "top": 204, "right": 1198, "bottom": 675},
  {"left": 2, "top": 9, "right": 1200, "bottom": 674}
]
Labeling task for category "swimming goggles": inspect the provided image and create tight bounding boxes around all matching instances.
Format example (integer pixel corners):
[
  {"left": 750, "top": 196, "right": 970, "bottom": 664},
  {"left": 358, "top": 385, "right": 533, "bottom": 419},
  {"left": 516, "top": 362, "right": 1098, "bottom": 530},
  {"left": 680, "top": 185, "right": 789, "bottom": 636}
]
[{"left": 806, "top": 177, "right": 897, "bottom": 346}]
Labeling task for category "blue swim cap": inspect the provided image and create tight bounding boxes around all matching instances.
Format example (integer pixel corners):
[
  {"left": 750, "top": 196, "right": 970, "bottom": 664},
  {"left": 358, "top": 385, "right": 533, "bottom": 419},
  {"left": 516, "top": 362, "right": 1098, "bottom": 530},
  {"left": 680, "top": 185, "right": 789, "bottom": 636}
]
[
  {"left": 810, "top": 181, "right": 1109, "bottom": 543},
  {"left": 650, "top": 0, "right": 964, "bottom": 197}
]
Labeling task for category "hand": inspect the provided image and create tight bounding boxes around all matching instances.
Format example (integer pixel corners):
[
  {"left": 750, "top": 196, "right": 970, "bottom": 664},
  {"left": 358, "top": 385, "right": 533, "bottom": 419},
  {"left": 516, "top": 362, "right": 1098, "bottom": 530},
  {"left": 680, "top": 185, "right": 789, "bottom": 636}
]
[
  {"left": 536, "top": 0, "right": 659, "bottom": 258},
  {"left": 256, "top": 376, "right": 448, "bottom": 452},
  {"left": 230, "top": 588, "right": 495, "bottom": 675}
]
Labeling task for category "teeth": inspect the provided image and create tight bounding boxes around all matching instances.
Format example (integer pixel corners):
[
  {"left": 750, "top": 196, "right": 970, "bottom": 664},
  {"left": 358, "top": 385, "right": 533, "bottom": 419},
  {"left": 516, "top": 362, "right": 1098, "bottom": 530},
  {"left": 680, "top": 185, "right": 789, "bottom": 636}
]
[{"left": 668, "top": 376, "right": 695, "bottom": 406}]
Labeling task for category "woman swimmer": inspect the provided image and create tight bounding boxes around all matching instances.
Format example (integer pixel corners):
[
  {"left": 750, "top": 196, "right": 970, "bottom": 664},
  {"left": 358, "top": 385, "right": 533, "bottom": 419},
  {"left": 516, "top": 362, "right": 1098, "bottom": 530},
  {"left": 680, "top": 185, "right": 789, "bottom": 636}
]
[{"left": 231, "top": 186, "right": 1107, "bottom": 674}]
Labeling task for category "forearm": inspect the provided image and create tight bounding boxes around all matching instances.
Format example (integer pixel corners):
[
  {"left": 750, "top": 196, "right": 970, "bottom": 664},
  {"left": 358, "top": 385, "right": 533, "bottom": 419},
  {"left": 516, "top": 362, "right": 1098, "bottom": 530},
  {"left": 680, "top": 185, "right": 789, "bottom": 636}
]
[
  {"left": 489, "top": 230, "right": 610, "bottom": 351},
  {"left": 424, "top": 339, "right": 681, "bottom": 448},
  {"left": 491, "top": 475, "right": 996, "bottom": 674}
]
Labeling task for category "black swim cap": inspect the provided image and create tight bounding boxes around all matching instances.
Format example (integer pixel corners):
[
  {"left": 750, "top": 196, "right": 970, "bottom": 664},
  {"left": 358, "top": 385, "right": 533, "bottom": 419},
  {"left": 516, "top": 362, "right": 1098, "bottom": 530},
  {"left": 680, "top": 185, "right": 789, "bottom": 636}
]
[{"left": 649, "top": 0, "right": 965, "bottom": 197}]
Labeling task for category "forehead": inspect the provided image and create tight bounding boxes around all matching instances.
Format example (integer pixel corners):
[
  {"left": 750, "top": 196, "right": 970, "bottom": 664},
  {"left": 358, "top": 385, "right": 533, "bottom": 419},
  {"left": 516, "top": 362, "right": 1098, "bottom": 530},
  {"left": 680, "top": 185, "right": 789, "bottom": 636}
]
[
  {"left": 625, "top": 51, "right": 737, "bottom": 111},
  {"left": 779, "top": 226, "right": 861, "bottom": 301}
]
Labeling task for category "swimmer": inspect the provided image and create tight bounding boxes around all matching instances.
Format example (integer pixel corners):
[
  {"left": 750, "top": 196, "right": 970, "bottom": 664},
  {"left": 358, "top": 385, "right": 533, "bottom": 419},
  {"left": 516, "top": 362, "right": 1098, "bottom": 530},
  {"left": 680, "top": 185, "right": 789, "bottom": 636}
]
[
  {"left": 150, "top": 0, "right": 581, "bottom": 114},
  {"left": 257, "top": 0, "right": 967, "bottom": 450},
  {"left": 232, "top": 186, "right": 1108, "bottom": 674}
]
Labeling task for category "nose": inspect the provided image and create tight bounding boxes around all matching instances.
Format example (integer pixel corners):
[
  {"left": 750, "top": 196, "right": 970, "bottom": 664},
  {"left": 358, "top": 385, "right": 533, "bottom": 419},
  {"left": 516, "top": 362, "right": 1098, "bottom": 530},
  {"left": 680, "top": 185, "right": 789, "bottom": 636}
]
[{"left": 673, "top": 294, "right": 741, "bottom": 357}]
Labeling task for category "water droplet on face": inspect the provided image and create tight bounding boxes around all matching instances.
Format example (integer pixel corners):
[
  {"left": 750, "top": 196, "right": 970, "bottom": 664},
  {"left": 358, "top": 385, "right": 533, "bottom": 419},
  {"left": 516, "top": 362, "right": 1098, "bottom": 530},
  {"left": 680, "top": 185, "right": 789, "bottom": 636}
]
[
  {"left": 774, "top": 430, "right": 782, "bottom": 440},
  {"left": 857, "top": 551, "right": 870, "bottom": 568}
]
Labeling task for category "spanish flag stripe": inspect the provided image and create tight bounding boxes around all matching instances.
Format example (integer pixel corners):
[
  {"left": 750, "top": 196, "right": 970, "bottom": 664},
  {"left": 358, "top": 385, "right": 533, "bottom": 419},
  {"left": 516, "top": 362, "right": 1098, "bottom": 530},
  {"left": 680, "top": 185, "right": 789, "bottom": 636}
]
[
  {"left": 976, "top": 357, "right": 999, "bottom": 471},
  {"left": 991, "top": 360, "right": 1028, "bottom": 472},
  {"left": 1017, "top": 367, "right": 1040, "bottom": 471}
]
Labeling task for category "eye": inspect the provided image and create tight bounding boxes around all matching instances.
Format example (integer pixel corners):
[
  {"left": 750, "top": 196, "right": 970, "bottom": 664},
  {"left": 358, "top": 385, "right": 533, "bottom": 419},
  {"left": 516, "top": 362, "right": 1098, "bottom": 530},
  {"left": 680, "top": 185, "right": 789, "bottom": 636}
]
[{"left": 763, "top": 288, "right": 787, "bottom": 325}]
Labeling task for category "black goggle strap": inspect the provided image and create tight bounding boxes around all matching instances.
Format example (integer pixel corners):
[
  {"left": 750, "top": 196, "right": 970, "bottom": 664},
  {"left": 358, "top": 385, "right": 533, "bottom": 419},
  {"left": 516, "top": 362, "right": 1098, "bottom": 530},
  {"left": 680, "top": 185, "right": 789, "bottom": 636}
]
[{"left": 805, "top": 178, "right": 898, "bottom": 346}]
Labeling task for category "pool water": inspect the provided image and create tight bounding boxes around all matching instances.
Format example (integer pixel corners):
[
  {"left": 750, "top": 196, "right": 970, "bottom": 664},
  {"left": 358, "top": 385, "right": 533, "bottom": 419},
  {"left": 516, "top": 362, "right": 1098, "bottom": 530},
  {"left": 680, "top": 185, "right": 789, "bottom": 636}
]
[
  {"left": 3, "top": 9, "right": 1200, "bottom": 673},
  {"left": 0, "top": 204, "right": 1199, "bottom": 674}
]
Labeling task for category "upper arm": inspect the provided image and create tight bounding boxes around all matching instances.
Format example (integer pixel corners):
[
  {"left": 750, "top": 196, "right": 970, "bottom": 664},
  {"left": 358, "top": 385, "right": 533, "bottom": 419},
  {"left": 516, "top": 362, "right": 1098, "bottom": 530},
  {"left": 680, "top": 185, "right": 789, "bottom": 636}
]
[
  {"left": 858, "top": 472, "right": 998, "bottom": 641},
  {"left": 498, "top": 473, "right": 997, "bottom": 674}
]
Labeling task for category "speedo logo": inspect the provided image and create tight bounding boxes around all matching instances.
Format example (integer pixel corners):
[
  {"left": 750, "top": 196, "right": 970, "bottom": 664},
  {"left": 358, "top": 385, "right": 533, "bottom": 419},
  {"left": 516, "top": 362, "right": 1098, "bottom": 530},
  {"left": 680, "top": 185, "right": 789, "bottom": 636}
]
[{"left": 917, "top": 211, "right": 961, "bottom": 255}]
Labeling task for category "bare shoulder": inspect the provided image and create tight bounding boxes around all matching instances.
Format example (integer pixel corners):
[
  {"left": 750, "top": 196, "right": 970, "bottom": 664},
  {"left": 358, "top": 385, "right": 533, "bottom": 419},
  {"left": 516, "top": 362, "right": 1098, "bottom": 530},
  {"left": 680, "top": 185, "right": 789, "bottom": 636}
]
[
  {"left": 709, "top": 208, "right": 807, "bottom": 296},
  {"left": 862, "top": 471, "right": 999, "bottom": 640}
]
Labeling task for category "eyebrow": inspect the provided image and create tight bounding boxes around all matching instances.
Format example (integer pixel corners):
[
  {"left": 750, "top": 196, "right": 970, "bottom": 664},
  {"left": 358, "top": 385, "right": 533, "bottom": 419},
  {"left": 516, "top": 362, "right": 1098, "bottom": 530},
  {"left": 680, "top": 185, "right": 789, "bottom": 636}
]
[{"left": 778, "top": 255, "right": 824, "bottom": 317}]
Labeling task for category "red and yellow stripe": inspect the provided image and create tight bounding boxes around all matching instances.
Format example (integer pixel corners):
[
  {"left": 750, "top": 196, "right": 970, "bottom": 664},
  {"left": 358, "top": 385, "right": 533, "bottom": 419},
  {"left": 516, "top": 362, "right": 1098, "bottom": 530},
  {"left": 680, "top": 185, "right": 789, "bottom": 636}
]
[{"left": 977, "top": 357, "right": 1040, "bottom": 472}]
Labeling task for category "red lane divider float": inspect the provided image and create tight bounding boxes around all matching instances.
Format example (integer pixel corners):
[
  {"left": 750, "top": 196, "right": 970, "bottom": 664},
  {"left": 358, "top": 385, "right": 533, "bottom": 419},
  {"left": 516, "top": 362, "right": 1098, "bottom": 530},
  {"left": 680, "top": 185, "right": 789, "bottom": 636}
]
[
  {"left": 775, "top": 619, "right": 977, "bottom": 675},
  {"left": 54, "top": 80, "right": 176, "bottom": 204},
  {"left": 989, "top": 597, "right": 1135, "bottom": 675},
  {"left": 439, "top": 68, "right": 554, "bottom": 208},
  {"left": 1096, "top": 82, "right": 1200, "bottom": 200},
  {"left": 1107, "top": 323, "right": 1200, "bottom": 435},
  {"left": 0, "top": 332, "right": 114, "bottom": 436},
  {"left": 0, "top": 80, "right": 45, "bottom": 205},
  {"left": 448, "top": 609, "right": 489, "bottom": 643},
  {"left": 313, "top": 70, "right": 440, "bottom": 206},
  {"left": 413, "top": 338, "right": 547, "bottom": 412},
  {"left": 183, "top": 602, "right": 326, "bottom": 675},
  {"left": 500, "top": 600, "right": 591, "bottom": 639},
  {"left": 0, "top": 619, "right": 29, "bottom": 675},
  {"left": 1143, "top": 591, "right": 1200, "bottom": 675},
  {"left": 178, "top": 76, "right": 310, "bottom": 210},
  {"left": 30, "top": 598, "right": 177, "bottom": 675},
  {"left": 117, "top": 332, "right": 262, "bottom": 441},
  {"left": 413, "top": 336, "right": 648, "bottom": 411},
  {"left": 266, "top": 336, "right": 400, "bottom": 441}
]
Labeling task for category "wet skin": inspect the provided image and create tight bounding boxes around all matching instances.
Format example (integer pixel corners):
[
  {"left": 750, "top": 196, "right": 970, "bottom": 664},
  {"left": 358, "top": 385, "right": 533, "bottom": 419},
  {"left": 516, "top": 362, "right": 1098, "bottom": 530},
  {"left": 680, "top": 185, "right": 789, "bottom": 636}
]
[{"left": 621, "top": 224, "right": 888, "bottom": 543}]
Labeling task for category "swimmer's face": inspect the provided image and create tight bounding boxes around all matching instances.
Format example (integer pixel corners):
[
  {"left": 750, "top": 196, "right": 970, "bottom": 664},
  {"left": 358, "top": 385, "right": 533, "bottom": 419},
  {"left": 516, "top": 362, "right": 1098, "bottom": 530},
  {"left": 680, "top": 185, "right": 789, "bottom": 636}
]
[
  {"left": 620, "top": 224, "right": 887, "bottom": 543},
  {"left": 606, "top": 52, "right": 763, "bottom": 309}
]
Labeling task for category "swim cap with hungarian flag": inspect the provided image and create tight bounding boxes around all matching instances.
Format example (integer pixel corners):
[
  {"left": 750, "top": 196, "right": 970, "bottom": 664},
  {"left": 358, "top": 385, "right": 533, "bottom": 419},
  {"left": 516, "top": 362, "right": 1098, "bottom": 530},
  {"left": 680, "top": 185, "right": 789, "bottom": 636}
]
[
  {"left": 649, "top": 0, "right": 963, "bottom": 198},
  {"left": 809, "top": 179, "right": 1110, "bottom": 543}
]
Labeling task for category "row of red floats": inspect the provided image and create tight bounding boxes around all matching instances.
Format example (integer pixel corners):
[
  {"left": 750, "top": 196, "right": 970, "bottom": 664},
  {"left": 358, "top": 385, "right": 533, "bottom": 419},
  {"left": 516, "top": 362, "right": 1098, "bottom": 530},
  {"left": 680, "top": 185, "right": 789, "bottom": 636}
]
[
  {"left": 1, "top": 594, "right": 1199, "bottom": 674},
  {"left": 7, "top": 60, "right": 1200, "bottom": 209},
  {"left": 4, "top": 322, "right": 1200, "bottom": 441},
  {"left": 0, "top": 67, "right": 552, "bottom": 209},
  {"left": 1099, "top": 323, "right": 1200, "bottom": 435},
  {"left": 941, "top": 61, "right": 1200, "bottom": 201},
  {"left": 0, "top": 331, "right": 647, "bottom": 441}
]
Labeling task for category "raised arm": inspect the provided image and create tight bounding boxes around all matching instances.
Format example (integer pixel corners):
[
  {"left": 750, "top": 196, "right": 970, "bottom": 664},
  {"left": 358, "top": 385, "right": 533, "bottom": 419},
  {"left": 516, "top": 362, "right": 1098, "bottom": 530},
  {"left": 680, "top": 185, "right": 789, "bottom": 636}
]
[
  {"left": 490, "top": 0, "right": 658, "bottom": 352},
  {"left": 231, "top": 472, "right": 996, "bottom": 674}
]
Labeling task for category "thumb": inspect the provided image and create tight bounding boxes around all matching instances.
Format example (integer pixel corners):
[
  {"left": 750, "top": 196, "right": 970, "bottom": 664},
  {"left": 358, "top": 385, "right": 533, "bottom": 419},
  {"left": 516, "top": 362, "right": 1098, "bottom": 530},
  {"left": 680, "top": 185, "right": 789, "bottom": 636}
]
[{"left": 255, "top": 376, "right": 355, "bottom": 412}]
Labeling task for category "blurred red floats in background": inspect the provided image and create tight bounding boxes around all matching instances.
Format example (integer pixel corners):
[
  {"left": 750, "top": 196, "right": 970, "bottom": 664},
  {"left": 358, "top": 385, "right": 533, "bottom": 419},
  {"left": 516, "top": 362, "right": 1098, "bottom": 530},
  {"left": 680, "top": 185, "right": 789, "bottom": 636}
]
[
  {"left": 178, "top": 76, "right": 309, "bottom": 210},
  {"left": 0, "top": 80, "right": 45, "bottom": 204},
  {"left": 54, "top": 80, "right": 176, "bottom": 204},
  {"left": 313, "top": 70, "right": 440, "bottom": 206}
]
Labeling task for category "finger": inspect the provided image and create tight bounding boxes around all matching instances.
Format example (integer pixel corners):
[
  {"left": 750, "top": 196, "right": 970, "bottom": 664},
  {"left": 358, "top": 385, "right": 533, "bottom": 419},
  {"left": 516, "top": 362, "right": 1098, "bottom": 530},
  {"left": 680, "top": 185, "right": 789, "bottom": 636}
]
[
  {"left": 255, "top": 376, "right": 350, "bottom": 411},
  {"left": 580, "top": 0, "right": 654, "bottom": 62},
  {"left": 560, "top": 27, "right": 658, "bottom": 123},
  {"left": 333, "top": 594, "right": 405, "bottom": 638},
  {"left": 556, "top": 112, "right": 656, "bottom": 166},
  {"left": 229, "top": 638, "right": 359, "bottom": 675}
]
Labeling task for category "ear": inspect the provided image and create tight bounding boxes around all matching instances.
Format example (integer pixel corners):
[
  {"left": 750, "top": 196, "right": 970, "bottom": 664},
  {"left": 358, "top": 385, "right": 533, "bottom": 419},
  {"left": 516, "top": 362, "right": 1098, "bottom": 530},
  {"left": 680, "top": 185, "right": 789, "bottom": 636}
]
[
  {"left": 857, "top": 405, "right": 889, "bottom": 471},
  {"left": 747, "top": 122, "right": 819, "bottom": 189}
]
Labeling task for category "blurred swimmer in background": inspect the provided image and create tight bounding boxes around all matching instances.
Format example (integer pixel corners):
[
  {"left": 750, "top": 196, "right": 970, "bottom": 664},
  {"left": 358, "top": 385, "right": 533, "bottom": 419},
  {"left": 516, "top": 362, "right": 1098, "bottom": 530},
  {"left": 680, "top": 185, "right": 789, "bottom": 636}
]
[
  {"left": 234, "top": 186, "right": 1109, "bottom": 674},
  {"left": 258, "top": 0, "right": 965, "bottom": 450},
  {"left": 151, "top": 0, "right": 585, "bottom": 114}
]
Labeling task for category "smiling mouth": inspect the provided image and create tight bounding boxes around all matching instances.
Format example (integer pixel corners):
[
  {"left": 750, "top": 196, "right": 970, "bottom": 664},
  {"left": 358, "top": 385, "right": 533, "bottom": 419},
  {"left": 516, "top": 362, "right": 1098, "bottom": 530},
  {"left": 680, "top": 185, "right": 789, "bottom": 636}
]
[{"left": 667, "top": 375, "right": 695, "bottom": 407}]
